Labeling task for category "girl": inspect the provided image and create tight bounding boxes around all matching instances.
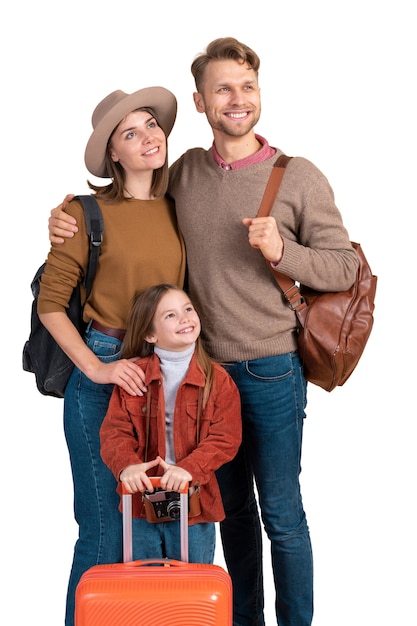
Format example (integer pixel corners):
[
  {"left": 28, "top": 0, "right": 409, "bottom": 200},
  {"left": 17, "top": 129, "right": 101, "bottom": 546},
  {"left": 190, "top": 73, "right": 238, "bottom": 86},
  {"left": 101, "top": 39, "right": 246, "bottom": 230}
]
[{"left": 100, "top": 284, "right": 242, "bottom": 563}]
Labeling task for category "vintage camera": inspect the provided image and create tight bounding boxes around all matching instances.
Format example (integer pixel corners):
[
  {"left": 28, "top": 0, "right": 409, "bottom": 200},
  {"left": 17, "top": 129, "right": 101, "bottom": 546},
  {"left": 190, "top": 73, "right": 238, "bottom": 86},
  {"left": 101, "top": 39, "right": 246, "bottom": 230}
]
[
  {"left": 142, "top": 485, "right": 201, "bottom": 523},
  {"left": 143, "top": 487, "right": 181, "bottom": 521}
]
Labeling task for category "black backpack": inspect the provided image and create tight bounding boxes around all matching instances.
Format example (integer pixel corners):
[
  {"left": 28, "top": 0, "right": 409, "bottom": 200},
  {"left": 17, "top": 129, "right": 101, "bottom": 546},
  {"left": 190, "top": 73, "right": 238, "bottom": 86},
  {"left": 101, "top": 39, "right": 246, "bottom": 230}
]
[{"left": 22, "top": 195, "right": 104, "bottom": 398}]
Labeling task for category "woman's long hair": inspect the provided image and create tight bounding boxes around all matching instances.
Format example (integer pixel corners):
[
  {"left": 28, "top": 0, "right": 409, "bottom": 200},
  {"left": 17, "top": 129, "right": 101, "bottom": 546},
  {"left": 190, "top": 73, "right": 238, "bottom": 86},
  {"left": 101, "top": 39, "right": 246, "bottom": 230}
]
[
  {"left": 121, "top": 284, "right": 215, "bottom": 408},
  {"left": 87, "top": 108, "right": 169, "bottom": 202}
]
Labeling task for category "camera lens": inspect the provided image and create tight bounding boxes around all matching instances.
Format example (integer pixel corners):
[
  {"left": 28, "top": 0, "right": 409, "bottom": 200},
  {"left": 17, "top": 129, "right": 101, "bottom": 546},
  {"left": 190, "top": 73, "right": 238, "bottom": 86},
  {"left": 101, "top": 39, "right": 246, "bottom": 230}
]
[{"left": 167, "top": 499, "right": 181, "bottom": 520}]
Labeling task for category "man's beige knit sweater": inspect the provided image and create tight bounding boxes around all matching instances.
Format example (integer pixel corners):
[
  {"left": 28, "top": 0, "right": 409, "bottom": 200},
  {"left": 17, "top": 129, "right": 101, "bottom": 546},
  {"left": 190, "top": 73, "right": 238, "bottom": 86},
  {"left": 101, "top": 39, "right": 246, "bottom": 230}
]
[{"left": 168, "top": 148, "right": 358, "bottom": 362}]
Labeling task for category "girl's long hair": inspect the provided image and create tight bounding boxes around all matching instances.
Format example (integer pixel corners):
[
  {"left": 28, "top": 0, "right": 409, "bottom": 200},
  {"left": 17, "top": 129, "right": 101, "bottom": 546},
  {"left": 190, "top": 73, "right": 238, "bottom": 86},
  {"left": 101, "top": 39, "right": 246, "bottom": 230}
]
[{"left": 121, "top": 284, "right": 215, "bottom": 408}]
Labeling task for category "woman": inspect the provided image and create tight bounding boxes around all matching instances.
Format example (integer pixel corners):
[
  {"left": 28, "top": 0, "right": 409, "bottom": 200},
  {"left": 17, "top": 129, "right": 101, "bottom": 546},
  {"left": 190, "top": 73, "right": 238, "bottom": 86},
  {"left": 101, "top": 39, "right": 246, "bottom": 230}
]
[{"left": 38, "top": 87, "right": 186, "bottom": 626}]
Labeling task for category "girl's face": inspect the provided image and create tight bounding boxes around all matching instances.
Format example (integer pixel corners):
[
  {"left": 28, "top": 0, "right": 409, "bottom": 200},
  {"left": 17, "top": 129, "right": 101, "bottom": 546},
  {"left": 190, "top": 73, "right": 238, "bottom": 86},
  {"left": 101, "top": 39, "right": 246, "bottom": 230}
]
[
  {"left": 146, "top": 290, "right": 201, "bottom": 352},
  {"left": 109, "top": 110, "right": 167, "bottom": 175}
]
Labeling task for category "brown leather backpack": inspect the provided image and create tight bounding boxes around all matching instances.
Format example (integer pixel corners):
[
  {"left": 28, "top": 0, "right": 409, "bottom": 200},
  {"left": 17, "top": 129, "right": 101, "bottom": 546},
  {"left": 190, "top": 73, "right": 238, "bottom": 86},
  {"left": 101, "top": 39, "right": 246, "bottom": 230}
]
[{"left": 258, "top": 155, "right": 377, "bottom": 392}]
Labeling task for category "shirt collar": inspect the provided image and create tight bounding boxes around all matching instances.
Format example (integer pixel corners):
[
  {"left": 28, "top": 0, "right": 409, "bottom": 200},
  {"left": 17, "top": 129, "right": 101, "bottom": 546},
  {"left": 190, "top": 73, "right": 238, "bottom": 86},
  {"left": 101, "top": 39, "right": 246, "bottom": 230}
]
[{"left": 212, "top": 134, "right": 276, "bottom": 170}]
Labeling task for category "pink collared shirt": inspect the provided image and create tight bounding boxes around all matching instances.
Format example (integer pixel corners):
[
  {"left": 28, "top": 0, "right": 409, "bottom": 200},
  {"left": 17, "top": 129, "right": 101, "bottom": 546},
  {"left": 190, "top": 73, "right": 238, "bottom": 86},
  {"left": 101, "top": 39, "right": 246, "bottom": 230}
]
[{"left": 212, "top": 134, "right": 276, "bottom": 170}]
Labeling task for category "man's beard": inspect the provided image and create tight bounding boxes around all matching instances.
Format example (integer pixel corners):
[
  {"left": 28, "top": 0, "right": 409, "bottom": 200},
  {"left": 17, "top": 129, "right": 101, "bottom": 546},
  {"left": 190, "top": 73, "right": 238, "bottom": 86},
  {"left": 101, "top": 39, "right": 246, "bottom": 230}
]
[{"left": 208, "top": 110, "right": 261, "bottom": 137}]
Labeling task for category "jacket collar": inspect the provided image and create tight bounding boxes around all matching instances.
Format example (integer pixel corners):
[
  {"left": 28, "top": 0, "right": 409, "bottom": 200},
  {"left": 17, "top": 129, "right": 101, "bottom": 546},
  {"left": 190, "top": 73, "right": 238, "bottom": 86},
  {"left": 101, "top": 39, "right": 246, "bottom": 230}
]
[{"left": 139, "top": 352, "right": 205, "bottom": 387}]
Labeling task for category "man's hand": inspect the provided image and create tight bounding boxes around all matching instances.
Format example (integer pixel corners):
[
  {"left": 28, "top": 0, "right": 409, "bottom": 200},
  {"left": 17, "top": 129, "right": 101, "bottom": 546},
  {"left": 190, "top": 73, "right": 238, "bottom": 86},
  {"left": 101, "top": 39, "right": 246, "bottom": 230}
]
[
  {"left": 242, "top": 216, "right": 284, "bottom": 264},
  {"left": 49, "top": 194, "right": 78, "bottom": 243}
]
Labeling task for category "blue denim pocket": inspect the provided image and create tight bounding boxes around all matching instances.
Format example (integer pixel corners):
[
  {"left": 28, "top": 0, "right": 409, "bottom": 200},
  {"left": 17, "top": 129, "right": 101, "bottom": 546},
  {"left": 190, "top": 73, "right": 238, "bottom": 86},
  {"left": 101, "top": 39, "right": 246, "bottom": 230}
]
[{"left": 84, "top": 327, "right": 122, "bottom": 362}]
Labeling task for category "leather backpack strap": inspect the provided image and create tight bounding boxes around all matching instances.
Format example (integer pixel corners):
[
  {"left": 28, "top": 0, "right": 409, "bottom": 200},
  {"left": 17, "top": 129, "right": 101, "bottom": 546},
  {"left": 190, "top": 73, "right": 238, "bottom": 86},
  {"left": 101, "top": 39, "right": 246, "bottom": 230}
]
[
  {"left": 257, "top": 154, "right": 293, "bottom": 218},
  {"left": 257, "top": 155, "right": 307, "bottom": 319}
]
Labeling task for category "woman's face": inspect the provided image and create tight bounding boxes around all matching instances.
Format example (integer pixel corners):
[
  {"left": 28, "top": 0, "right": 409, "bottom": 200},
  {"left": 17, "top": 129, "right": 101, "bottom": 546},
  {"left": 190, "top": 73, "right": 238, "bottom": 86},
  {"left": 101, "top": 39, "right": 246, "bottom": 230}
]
[{"left": 109, "top": 110, "right": 167, "bottom": 175}]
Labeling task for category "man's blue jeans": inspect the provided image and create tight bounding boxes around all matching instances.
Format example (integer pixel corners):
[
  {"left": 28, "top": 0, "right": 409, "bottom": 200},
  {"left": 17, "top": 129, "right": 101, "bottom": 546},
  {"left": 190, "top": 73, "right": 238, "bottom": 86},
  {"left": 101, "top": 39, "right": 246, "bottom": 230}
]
[
  {"left": 63, "top": 326, "right": 123, "bottom": 626},
  {"left": 217, "top": 352, "right": 313, "bottom": 626}
]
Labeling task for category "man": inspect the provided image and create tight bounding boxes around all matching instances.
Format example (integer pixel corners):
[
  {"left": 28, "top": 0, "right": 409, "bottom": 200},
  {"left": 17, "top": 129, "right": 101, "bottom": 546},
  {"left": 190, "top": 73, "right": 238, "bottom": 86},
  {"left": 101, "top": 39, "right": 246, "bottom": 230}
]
[{"left": 49, "top": 37, "right": 358, "bottom": 626}]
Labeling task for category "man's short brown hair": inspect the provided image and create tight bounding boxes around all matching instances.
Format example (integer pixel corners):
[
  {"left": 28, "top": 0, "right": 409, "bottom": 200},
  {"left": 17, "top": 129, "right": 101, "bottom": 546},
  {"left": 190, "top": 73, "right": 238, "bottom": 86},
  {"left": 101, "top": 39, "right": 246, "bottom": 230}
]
[{"left": 191, "top": 37, "right": 260, "bottom": 92}]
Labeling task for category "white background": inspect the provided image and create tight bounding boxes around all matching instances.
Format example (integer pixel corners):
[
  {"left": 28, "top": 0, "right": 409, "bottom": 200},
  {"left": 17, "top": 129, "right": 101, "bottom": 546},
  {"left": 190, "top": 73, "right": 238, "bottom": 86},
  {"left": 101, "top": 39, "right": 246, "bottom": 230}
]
[{"left": 2, "top": 1, "right": 415, "bottom": 624}]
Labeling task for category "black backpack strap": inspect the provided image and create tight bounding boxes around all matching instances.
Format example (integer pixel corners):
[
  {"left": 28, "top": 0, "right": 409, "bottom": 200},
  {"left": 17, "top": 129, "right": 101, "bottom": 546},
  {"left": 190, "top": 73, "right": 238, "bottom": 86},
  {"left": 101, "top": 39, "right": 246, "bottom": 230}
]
[{"left": 73, "top": 195, "right": 104, "bottom": 299}]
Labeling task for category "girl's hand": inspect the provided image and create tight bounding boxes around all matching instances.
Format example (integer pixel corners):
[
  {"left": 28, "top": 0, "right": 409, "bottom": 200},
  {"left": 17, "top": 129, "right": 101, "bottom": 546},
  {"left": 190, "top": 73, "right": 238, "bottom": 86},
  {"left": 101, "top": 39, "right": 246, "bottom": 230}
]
[
  {"left": 157, "top": 456, "right": 192, "bottom": 492},
  {"left": 120, "top": 458, "right": 160, "bottom": 493}
]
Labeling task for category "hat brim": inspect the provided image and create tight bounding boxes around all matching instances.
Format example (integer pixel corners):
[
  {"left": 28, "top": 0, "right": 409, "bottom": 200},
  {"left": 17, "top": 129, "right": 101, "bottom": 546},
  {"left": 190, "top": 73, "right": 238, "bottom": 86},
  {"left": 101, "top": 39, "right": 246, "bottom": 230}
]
[{"left": 84, "top": 86, "right": 177, "bottom": 178}]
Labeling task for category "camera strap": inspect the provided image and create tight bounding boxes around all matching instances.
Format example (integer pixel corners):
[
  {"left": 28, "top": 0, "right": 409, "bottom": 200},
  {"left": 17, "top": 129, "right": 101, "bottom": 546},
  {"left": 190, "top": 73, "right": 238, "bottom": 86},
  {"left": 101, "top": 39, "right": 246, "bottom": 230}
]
[{"left": 144, "top": 383, "right": 204, "bottom": 462}]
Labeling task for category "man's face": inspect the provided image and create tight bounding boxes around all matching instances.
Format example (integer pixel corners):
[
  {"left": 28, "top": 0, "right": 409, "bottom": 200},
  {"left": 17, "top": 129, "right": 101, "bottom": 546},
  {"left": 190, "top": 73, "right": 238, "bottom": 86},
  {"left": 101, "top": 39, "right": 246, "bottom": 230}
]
[{"left": 193, "top": 59, "right": 261, "bottom": 138}]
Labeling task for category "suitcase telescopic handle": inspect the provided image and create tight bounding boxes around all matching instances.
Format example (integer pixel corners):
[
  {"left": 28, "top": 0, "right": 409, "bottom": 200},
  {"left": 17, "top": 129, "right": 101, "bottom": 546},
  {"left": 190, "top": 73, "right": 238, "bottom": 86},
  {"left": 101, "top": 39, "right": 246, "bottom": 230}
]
[{"left": 121, "top": 478, "right": 189, "bottom": 564}]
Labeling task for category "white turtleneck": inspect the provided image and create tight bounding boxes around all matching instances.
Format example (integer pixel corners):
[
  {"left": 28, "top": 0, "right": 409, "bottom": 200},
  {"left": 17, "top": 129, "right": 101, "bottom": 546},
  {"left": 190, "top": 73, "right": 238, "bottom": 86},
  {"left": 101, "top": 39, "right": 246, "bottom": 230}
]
[{"left": 154, "top": 343, "right": 195, "bottom": 464}]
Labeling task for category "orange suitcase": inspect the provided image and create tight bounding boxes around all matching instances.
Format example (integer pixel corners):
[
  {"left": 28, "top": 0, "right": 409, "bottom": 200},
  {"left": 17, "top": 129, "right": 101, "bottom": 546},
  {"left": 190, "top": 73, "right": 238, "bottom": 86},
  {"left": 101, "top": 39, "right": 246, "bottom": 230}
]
[{"left": 75, "top": 479, "right": 232, "bottom": 625}]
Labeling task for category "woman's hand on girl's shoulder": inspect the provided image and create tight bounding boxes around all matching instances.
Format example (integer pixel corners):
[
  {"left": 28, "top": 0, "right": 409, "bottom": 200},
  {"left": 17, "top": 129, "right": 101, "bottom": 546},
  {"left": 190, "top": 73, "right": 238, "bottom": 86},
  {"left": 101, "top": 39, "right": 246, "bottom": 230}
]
[{"left": 88, "top": 358, "right": 147, "bottom": 395}]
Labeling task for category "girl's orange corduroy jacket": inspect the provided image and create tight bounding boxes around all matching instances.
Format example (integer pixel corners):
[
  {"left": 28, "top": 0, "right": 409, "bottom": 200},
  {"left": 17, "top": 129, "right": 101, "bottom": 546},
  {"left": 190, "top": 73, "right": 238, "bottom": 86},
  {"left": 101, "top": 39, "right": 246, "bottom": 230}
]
[{"left": 100, "top": 351, "right": 242, "bottom": 525}]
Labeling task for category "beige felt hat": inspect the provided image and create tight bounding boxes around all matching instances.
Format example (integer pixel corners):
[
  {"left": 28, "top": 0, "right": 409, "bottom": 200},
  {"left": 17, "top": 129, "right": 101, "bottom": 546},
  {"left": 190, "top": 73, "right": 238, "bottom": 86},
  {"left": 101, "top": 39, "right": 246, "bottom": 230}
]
[{"left": 84, "top": 86, "right": 177, "bottom": 178}]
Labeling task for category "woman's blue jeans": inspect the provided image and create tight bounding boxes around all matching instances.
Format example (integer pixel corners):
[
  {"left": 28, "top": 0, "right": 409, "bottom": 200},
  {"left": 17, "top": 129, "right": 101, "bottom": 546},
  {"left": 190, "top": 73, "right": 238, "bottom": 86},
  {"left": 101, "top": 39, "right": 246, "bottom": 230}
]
[
  {"left": 217, "top": 352, "right": 313, "bottom": 626},
  {"left": 63, "top": 325, "right": 123, "bottom": 626}
]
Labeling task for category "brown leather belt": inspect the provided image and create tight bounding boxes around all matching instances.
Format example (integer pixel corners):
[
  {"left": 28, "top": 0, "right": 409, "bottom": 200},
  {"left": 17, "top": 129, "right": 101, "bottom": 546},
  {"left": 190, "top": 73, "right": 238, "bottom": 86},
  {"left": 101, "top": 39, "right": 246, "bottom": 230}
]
[{"left": 91, "top": 320, "right": 126, "bottom": 341}]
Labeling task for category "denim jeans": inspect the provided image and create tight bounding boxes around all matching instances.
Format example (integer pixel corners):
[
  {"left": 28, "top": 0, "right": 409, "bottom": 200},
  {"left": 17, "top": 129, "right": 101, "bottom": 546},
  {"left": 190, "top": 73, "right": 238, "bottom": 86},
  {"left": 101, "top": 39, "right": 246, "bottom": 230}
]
[
  {"left": 63, "top": 325, "right": 123, "bottom": 626},
  {"left": 217, "top": 352, "right": 313, "bottom": 626},
  {"left": 132, "top": 518, "right": 216, "bottom": 563}
]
